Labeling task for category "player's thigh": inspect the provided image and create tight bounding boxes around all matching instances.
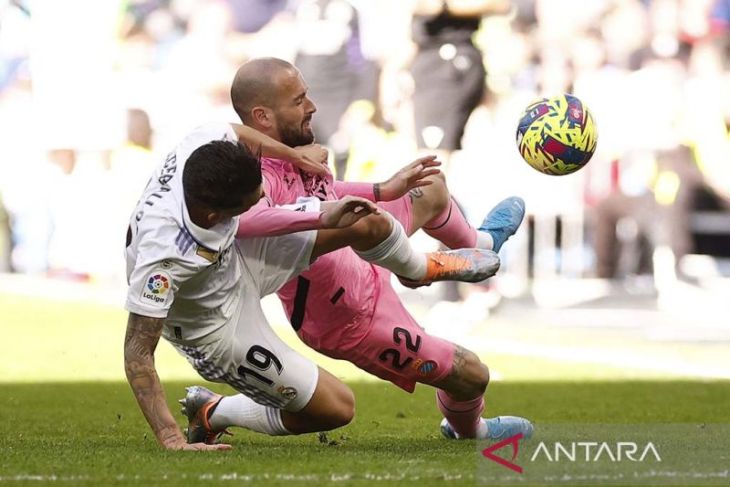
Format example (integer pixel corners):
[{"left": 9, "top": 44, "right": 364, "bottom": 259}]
[
  {"left": 172, "top": 298, "right": 319, "bottom": 412},
  {"left": 334, "top": 275, "right": 456, "bottom": 392}
]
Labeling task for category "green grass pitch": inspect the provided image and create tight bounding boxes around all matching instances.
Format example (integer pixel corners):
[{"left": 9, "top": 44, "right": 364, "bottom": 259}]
[
  {"left": 2, "top": 381, "right": 729, "bottom": 485},
  {"left": 1, "top": 293, "right": 729, "bottom": 485}
]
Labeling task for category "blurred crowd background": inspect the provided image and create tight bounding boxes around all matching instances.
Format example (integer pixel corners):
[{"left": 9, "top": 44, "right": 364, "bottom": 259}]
[{"left": 1, "top": 0, "right": 729, "bottom": 308}]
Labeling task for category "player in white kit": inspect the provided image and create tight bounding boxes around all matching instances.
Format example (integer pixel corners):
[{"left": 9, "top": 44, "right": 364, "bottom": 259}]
[{"left": 123, "top": 123, "right": 499, "bottom": 450}]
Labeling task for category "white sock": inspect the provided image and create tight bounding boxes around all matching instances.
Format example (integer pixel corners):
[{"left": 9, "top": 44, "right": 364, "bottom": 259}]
[
  {"left": 209, "top": 394, "right": 291, "bottom": 436},
  {"left": 354, "top": 215, "right": 427, "bottom": 280},
  {"left": 475, "top": 417, "right": 489, "bottom": 439},
  {"left": 475, "top": 231, "right": 494, "bottom": 250}
]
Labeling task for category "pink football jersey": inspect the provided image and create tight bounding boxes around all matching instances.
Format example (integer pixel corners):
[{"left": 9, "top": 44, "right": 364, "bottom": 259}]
[{"left": 238, "top": 158, "right": 380, "bottom": 349}]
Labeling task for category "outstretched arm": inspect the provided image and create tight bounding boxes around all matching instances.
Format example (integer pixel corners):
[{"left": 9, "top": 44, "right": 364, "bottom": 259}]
[
  {"left": 123, "top": 313, "right": 230, "bottom": 451},
  {"left": 230, "top": 123, "right": 328, "bottom": 176},
  {"left": 334, "top": 155, "right": 442, "bottom": 202},
  {"left": 237, "top": 195, "right": 380, "bottom": 238}
]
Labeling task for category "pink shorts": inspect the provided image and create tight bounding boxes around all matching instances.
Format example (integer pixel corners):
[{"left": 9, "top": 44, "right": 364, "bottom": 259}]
[
  {"left": 342, "top": 267, "right": 455, "bottom": 392},
  {"left": 298, "top": 194, "right": 455, "bottom": 392}
]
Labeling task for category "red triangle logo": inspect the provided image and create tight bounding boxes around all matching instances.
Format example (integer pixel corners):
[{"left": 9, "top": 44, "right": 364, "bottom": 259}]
[{"left": 481, "top": 433, "right": 524, "bottom": 473}]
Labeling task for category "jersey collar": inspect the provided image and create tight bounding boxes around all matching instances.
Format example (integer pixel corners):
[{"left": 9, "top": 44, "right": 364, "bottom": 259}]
[{"left": 180, "top": 201, "right": 236, "bottom": 252}]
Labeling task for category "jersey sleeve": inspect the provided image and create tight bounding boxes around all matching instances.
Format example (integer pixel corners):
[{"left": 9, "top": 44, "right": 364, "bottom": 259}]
[
  {"left": 125, "top": 230, "right": 197, "bottom": 318},
  {"left": 236, "top": 197, "right": 322, "bottom": 238},
  {"left": 333, "top": 181, "right": 377, "bottom": 201},
  {"left": 236, "top": 165, "right": 323, "bottom": 238}
]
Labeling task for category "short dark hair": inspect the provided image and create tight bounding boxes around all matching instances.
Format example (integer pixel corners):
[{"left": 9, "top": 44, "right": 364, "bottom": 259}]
[{"left": 183, "top": 140, "right": 262, "bottom": 210}]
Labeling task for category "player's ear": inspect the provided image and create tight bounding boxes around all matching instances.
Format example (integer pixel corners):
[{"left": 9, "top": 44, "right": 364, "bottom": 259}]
[
  {"left": 251, "top": 106, "right": 273, "bottom": 128},
  {"left": 205, "top": 210, "right": 222, "bottom": 226}
]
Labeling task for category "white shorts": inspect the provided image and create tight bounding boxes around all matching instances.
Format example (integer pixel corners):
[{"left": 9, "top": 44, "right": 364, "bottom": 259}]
[{"left": 172, "top": 228, "right": 319, "bottom": 412}]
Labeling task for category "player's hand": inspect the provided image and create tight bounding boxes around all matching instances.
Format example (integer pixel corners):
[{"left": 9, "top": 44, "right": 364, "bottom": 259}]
[
  {"left": 165, "top": 440, "right": 232, "bottom": 451},
  {"left": 291, "top": 144, "right": 330, "bottom": 176},
  {"left": 377, "top": 155, "right": 441, "bottom": 201},
  {"left": 320, "top": 196, "right": 381, "bottom": 229}
]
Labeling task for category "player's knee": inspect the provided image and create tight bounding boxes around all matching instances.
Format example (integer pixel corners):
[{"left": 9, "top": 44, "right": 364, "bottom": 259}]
[
  {"left": 432, "top": 172, "right": 449, "bottom": 209},
  {"left": 357, "top": 212, "right": 393, "bottom": 246},
  {"left": 423, "top": 172, "right": 450, "bottom": 217},
  {"left": 474, "top": 361, "right": 490, "bottom": 393},
  {"left": 335, "top": 212, "right": 392, "bottom": 252}
]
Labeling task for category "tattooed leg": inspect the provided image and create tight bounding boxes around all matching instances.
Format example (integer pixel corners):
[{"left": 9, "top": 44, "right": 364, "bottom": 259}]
[
  {"left": 428, "top": 344, "right": 490, "bottom": 438},
  {"left": 430, "top": 345, "right": 490, "bottom": 400}
]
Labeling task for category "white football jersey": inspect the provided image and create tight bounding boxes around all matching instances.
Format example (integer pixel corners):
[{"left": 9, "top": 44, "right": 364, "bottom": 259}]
[{"left": 125, "top": 122, "right": 244, "bottom": 342}]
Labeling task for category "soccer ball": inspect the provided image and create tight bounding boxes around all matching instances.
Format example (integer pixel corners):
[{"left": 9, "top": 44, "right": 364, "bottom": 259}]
[{"left": 516, "top": 94, "right": 597, "bottom": 175}]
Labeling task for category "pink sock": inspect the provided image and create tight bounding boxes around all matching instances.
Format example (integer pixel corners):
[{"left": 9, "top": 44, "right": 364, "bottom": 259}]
[
  {"left": 423, "top": 198, "right": 477, "bottom": 249},
  {"left": 436, "top": 389, "right": 484, "bottom": 438}
]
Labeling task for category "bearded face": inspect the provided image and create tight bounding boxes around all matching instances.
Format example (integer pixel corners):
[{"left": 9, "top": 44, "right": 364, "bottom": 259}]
[
  {"left": 277, "top": 110, "right": 315, "bottom": 147},
  {"left": 272, "top": 70, "right": 317, "bottom": 147}
]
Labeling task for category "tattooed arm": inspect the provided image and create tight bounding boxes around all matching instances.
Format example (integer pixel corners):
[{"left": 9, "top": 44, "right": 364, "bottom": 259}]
[{"left": 123, "top": 313, "right": 231, "bottom": 451}]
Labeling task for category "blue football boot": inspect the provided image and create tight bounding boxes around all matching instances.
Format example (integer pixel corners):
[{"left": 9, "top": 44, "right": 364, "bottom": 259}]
[
  {"left": 479, "top": 197, "right": 526, "bottom": 253},
  {"left": 440, "top": 416, "right": 534, "bottom": 440}
]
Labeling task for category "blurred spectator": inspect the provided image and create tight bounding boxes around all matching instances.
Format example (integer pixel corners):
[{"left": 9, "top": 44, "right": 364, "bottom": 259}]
[
  {"left": 0, "top": 77, "right": 51, "bottom": 274},
  {"left": 0, "top": 0, "right": 31, "bottom": 91},
  {"left": 292, "top": 0, "right": 379, "bottom": 179},
  {"left": 0, "top": 193, "right": 11, "bottom": 272},
  {"left": 592, "top": 145, "right": 730, "bottom": 279},
  {"left": 108, "top": 108, "right": 157, "bottom": 218},
  {"left": 409, "top": 0, "right": 510, "bottom": 163},
  {"left": 45, "top": 149, "right": 86, "bottom": 279},
  {"left": 225, "top": 0, "right": 288, "bottom": 34},
  {"left": 406, "top": 0, "right": 511, "bottom": 303},
  {"left": 0, "top": 0, "right": 728, "bottom": 292}
]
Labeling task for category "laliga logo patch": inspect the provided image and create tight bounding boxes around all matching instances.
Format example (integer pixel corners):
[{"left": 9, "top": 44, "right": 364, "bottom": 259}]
[
  {"left": 147, "top": 273, "right": 170, "bottom": 294},
  {"left": 141, "top": 271, "right": 171, "bottom": 305}
]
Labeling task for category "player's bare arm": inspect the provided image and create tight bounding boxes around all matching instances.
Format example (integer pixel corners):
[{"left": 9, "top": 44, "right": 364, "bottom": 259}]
[
  {"left": 373, "top": 155, "right": 442, "bottom": 202},
  {"left": 123, "top": 312, "right": 231, "bottom": 451},
  {"left": 230, "top": 123, "right": 328, "bottom": 176}
]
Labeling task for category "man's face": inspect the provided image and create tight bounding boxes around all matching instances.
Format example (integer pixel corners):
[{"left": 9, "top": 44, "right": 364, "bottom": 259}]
[{"left": 272, "top": 70, "right": 317, "bottom": 147}]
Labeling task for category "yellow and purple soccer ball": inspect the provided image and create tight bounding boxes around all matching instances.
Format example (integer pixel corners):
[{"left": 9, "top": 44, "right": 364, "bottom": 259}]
[{"left": 516, "top": 94, "right": 598, "bottom": 176}]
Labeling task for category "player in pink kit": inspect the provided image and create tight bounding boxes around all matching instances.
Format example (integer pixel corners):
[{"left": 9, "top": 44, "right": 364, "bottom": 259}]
[{"left": 184, "top": 58, "right": 532, "bottom": 442}]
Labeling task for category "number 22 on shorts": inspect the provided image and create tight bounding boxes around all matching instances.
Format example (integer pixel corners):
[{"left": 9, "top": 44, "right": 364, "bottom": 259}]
[{"left": 378, "top": 327, "right": 422, "bottom": 370}]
